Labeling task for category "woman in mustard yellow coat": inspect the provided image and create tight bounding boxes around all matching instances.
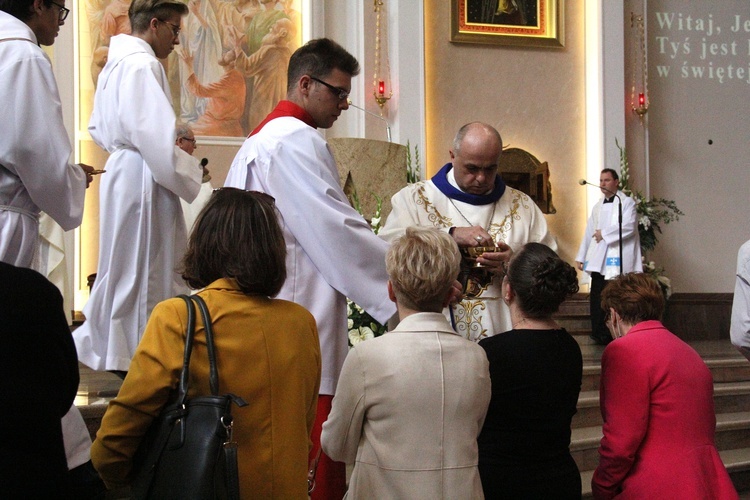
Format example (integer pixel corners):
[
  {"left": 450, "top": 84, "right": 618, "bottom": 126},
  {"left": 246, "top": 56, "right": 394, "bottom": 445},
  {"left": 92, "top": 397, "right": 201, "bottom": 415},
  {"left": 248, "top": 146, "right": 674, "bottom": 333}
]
[{"left": 91, "top": 188, "right": 321, "bottom": 498}]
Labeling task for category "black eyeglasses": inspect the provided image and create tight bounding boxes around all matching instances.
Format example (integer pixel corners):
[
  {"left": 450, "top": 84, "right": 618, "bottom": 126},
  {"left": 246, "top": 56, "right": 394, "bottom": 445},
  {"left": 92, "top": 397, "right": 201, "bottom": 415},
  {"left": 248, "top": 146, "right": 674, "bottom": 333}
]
[
  {"left": 50, "top": 1, "right": 69, "bottom": 21},
  {"left": 179, "top": 136, "right": 197, "bottom": 146},
  {"left": 158, "top": 19, "right": 181, "bottom": 37},
  {"left": 309, "top": 76, "right": 350, "bottom": 101}
]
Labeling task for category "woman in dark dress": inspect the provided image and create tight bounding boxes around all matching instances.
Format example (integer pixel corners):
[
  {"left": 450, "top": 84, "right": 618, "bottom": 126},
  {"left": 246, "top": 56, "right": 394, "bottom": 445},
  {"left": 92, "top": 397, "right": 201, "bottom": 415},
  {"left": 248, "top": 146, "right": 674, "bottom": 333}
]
[{"left": 478, "top": 242, "right": 582, "bottom": 499}]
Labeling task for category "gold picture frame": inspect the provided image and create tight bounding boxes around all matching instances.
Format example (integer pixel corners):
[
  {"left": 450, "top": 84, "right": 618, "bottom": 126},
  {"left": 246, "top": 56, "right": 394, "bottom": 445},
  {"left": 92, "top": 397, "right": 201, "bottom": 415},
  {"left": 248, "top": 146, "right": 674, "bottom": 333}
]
[{"left": 451, "top": 0, "right": 564, "bottom": 48}]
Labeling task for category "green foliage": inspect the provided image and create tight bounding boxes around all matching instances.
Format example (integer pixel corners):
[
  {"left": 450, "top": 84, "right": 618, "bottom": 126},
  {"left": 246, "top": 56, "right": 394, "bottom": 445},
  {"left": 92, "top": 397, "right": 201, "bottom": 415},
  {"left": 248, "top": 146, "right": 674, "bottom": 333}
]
[
  {"left": 406, "top": 140, "right": 421, "bottom": 184},
  {"left": 616, "top": 138, "right": 684, "bottom": 253}
]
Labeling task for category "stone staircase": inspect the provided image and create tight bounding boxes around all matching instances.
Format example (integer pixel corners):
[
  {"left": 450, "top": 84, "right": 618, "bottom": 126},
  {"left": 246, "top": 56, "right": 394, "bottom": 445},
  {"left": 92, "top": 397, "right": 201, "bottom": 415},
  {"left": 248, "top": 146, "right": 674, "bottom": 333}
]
[{"left": 554, "top": 294, "right": 750, "bottom": 497}]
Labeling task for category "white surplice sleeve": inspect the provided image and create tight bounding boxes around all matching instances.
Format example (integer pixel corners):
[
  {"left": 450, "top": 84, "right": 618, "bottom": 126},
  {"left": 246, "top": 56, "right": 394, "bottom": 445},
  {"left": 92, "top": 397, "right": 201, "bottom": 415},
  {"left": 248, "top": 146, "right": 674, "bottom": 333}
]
[
  {"left": 600, "top": 194, "right": 638, "bottom": 246},
  {"left": 575, "top": 209, "right": 596, "bottom": 263},
  {"left": 115, "top": 60, "right": 201, "bottom": 203},
  {"left": 731, "top": 241, "right": 750, "bottom": 350},
  {"left": 0, "top": 46, "right": 85, "bottom": 229},
  {"left": 261, "top": 128, "right": 394, "bottom": 324}
]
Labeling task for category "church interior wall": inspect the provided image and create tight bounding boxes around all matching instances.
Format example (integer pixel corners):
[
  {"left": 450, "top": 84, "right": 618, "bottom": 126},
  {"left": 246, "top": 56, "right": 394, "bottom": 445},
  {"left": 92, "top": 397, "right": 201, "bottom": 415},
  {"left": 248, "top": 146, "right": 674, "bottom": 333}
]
[
  {"left": 51, "top": 0, "right": 748, "bottom": 303},
  {"left": 624, "top": 0, "right": 750, "bottom": 293},
  {"left": 423, "top": 0, "right": 588, "bottom": 275}
]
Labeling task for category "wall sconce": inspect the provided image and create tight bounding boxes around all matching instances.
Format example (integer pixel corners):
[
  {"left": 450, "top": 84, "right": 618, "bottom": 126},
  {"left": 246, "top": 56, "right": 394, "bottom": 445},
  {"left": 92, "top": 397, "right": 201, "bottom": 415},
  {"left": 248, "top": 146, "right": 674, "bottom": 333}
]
[
  {"left": 631, "top": 12, "right": 649, "bottom": 117},
  {"left": 373, "top": 0, "right": 392, "bottom": 110}
]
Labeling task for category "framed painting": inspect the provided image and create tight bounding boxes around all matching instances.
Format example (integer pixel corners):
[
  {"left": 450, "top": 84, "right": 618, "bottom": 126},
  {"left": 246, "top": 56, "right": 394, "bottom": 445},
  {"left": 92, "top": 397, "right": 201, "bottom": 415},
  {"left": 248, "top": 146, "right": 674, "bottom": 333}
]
[
  {"left": 80, "top": 0, "right": 306, "bottom": 141},
  {"left": 451, "top": 0, "right": 564, "bottom": 48}
]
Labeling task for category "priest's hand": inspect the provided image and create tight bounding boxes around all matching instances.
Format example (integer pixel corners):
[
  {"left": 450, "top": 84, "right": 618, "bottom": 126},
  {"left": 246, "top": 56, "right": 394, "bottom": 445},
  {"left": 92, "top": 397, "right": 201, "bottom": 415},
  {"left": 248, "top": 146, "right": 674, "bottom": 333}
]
[
  {"left": 476, "top": 241, "right": 512, "bottom": 276},
  {"left": 451, "top": 225, "right": 494, "bottom": 247},
  {"left": 594, "top": 229, "right": 603, "bottom": 243}
]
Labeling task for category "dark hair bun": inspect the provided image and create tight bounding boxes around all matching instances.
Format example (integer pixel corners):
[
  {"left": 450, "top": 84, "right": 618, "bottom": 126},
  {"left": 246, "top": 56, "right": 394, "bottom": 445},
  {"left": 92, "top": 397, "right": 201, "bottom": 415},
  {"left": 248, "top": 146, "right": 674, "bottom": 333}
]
[
  {"left": 523, "top": 256, "right": 579, "bottom": 316},
  {"left": 507, "top": 242, "right": 579, "bottom": 319}
]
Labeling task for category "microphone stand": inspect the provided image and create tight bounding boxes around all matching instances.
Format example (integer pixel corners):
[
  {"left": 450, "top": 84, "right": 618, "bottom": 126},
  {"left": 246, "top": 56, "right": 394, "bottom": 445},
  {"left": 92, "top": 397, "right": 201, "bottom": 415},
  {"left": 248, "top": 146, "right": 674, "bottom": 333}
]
[
  {"left": 347, "top": 100, "right": 392, "bottom": 142},
  {"left": 579, "top": 180, "right": 623, "bottom": 276}
]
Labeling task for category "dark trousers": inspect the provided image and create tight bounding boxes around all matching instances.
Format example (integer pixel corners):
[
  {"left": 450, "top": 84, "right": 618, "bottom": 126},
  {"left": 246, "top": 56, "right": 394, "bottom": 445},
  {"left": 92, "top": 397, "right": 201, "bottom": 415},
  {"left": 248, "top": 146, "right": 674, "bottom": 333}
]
[{"left": 590, "top": 272, "right": 611, "bottom": 341}]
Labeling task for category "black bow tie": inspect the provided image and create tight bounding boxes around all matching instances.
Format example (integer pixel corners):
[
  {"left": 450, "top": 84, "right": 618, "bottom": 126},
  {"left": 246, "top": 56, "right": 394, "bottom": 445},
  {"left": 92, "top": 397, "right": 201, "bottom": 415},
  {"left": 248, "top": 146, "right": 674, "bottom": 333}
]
[{"left": 603, "top": 197, "right": 615, "bottom": 204}]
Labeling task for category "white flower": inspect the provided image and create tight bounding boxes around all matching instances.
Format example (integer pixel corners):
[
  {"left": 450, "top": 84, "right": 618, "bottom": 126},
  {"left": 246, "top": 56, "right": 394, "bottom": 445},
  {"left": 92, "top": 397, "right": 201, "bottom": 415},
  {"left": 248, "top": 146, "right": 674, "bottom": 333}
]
[
  {"left": 639, "top": 216, "right": 651, "bottom": 229},
  {"left": 348, "top": 326, "right": 375, "bottom": 346},
  {"left": 658, "top": 275, "right": 671, "bottom": 288},
  {"left": 348, "top": 318, "right": 353, "bottom": 329}
]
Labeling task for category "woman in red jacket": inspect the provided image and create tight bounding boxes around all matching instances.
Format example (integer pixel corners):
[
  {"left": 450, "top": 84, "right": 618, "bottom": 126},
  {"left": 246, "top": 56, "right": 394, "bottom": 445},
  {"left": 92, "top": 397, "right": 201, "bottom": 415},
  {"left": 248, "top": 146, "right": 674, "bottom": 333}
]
[{"left": 592, "top": 273, "right": 737, "bottom": 499}]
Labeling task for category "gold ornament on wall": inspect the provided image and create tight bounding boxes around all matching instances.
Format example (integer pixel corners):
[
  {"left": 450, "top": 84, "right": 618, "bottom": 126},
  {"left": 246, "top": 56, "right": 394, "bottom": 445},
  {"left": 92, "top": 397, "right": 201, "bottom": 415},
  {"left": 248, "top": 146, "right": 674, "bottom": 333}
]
[
  {"left": 373, "top": 0, "right": 393, "bottom": 110},
  {"left": 631, "top": 12, "right": 649, "bottom": 117}
]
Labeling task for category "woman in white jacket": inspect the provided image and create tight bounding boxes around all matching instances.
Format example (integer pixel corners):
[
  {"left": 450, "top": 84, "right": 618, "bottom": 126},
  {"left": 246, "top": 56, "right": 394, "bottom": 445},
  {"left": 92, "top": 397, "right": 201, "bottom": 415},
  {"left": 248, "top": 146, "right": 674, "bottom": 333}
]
[{"left": 322, "top": 227, "right": 491, "bottom": 499}]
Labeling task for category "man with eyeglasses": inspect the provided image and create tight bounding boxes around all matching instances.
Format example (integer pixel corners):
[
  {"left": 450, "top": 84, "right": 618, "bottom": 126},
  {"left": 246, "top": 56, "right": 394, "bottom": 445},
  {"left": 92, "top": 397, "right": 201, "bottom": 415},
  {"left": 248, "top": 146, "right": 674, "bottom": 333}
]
[
  {"left": 74, "top": 0, "right": 202, "bottom": 377},
  {"left": 174, "top": 122, "right": 213, "bottom": 233},
  {"left": 225, "top": 38, "right": 396, "bottom": 500},
  {"left": 0, "top": 0, "right": 95, "bottom": 270}
]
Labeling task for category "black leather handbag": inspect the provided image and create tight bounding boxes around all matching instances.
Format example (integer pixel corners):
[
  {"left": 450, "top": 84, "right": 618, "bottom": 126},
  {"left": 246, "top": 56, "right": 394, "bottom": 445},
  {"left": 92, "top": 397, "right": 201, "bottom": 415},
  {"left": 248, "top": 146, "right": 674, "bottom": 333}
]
[{"left": 131, "top": 294, "right": 248, "bottom": 500}]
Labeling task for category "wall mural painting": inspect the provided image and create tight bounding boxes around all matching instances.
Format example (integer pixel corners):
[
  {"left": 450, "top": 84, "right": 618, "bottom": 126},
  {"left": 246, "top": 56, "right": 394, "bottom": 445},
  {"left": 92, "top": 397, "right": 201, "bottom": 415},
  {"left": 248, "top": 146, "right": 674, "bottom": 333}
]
[{"left": 85, "top": 0, "right": 303, "bottom": 138}]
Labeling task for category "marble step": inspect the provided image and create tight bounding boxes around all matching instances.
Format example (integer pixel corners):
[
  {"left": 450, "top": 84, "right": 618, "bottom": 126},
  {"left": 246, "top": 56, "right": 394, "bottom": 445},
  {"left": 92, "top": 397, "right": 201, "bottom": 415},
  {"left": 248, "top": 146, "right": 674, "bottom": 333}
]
[
  {"left": 578, "top": 341, "right": 750, "bottom": 391},
  {"left": 571, "top": 411, "right": 750, "bottom": 473},
  {"left": 580, "top": 448, "right": 750, "bottom": 499},
  {"left": 573, "top": 381, "right": 750, "bottom": 429}
]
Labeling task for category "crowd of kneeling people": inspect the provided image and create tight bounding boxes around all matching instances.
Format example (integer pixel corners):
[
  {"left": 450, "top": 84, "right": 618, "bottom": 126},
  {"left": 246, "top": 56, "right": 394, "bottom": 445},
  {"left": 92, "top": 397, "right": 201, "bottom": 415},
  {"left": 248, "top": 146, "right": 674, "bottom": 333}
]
[{"left": 86, "top": 188, "right": 738, "bottom": 499}]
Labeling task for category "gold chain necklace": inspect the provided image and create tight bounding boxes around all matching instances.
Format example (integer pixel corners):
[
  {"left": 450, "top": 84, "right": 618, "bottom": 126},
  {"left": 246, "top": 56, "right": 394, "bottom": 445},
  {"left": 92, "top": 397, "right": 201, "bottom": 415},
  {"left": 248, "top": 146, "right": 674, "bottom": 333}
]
[{"left": 448, "top": 198, "right": 499, "bottom": 233}]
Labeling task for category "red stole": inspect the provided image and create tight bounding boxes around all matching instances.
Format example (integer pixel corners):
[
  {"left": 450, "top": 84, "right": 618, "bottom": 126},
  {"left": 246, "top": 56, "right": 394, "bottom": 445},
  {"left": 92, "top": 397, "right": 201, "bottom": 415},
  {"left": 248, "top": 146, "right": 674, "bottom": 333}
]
[{"left": 249, "top": 100, "right": 317, "bottom": 137}]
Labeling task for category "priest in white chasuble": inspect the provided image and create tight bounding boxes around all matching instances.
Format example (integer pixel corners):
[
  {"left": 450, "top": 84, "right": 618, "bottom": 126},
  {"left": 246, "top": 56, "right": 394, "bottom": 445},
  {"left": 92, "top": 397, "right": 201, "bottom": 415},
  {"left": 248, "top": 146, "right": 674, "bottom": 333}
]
[
  {"left": 74, "top": 0, "right": 202, "bottom": 372},
  {"left": 380, "top": 122, "right": 556, "bottom": 341}
]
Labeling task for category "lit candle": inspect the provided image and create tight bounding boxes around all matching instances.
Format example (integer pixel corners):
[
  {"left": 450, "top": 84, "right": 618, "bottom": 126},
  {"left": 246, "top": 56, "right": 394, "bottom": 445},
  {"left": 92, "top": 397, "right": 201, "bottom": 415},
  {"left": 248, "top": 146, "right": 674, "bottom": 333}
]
[
  {"left": 638, "top": 92, "right": 645, "bottom": 106},
  {"left": 378, "top": 80, "right": 385, "bottom": 96}
]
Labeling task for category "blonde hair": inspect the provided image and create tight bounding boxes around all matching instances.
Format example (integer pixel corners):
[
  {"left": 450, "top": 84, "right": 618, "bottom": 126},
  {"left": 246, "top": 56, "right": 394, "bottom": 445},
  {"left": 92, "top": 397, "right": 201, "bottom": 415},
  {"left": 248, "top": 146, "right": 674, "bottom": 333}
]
[{"left": 386, "top": 227, "right": 460, "bottom": 312}]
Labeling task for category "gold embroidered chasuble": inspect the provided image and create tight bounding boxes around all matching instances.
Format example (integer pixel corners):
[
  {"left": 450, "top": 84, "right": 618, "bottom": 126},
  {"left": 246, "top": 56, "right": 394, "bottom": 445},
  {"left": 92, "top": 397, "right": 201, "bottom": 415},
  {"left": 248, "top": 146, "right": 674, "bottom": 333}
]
[{"left": 380, "top": 180, "right": 557, "bottom": 341}]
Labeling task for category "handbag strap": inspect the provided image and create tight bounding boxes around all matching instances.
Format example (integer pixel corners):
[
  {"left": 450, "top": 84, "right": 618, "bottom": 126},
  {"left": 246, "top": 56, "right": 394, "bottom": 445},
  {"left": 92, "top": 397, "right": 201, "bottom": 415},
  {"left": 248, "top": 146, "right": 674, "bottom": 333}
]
[
  {"left": 176, "top": 295, "right": 197, "bottom": 406},
  {"left": 175, "top": 294, "right": 221, "bottom": 398},
  {"left": 189, "top": 294, "right": 220, "bottom": 395}
]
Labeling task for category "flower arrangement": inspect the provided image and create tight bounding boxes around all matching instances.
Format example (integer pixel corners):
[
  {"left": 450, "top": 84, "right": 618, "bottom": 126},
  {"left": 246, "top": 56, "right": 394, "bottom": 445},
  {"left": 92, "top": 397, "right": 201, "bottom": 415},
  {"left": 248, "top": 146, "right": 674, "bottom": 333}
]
[
  {"left": 346, "top": 141, "right": 422, "bottom": 346},
  {"left": 616, "top": 139, "right": 684, "bottom": 253},
  {"left": 615, "top": 139, "right": 683, "bottom": 297},
  {"left": 642, "top": 260, "right": 673, "bottom": 299},
  {"left": 347, "top": 301, "right": 386, "bottom": 346},
  {"left": 346, "top": 179, "right": 387, "bottom": 346}
]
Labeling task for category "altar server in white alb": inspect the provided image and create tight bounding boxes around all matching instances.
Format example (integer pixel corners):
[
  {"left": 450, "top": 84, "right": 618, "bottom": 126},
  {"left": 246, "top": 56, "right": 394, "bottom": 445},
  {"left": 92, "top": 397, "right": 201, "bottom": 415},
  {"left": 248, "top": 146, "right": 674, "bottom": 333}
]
[
  {"left": 575, "top": 168, "right": 642, "bottom": 345},
  {"left": 0, "top": 0, "right": 94, "bottom": 269},
  {"left": 224, "top": 38, "right": 396, "bottom": 500},
  {"left": 74, "top": 0, "right": 202, "bottom": 372},
  {"left": 380, "top": 122, "right": 556, "bottom": 342},
  {"left": 731, "top": 239, "right": 750, "bottom": 361}
]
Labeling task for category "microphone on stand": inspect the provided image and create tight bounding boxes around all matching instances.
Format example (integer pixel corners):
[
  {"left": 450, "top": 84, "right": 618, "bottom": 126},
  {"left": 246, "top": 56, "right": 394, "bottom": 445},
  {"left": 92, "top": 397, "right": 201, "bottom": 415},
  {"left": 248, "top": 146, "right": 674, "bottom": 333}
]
[
  {"left": 347, "top": 99, "right": 392, "bottom": 142},
  {"left": 200, "top": 158, "right": 209, "bottom": 168},
  {"left": 579, "top": 178, "right": 623, "bottom": 275}
]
